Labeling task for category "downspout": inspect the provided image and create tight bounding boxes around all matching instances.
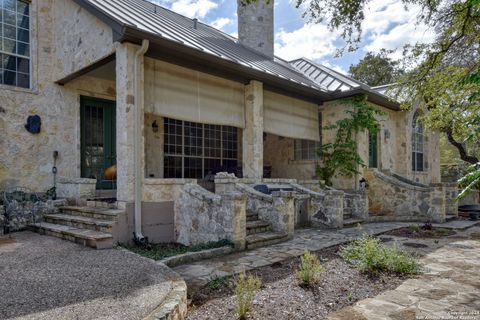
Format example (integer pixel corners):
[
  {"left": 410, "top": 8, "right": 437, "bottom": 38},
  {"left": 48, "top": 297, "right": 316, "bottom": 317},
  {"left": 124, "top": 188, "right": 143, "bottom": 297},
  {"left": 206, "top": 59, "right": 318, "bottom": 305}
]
[{"left": 134, "top": 39, "right": 149, "bottom": 241}]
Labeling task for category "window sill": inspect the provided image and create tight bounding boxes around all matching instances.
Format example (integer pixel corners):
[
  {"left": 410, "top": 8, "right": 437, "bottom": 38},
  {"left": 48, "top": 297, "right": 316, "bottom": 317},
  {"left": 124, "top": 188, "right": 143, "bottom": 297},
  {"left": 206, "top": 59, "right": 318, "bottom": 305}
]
[
  {"left": 289, "top": 159, "right": 318, "bottom": 165},
  {"left": 0, "top": 84, "right": 38, "bottom": 94},
  {"left": 412, "top": 171, "right": 429, "bottom": 175}
]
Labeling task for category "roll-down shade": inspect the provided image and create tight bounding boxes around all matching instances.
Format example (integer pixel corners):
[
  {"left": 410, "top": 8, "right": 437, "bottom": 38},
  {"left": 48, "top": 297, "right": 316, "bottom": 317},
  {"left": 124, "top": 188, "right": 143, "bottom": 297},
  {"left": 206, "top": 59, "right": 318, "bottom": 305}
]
[
  {"left": 264, "top": 90, "right": 320, "bottom": 141},
  {"left": 145, "top": 58, "right": 245, "bottom": 128}
]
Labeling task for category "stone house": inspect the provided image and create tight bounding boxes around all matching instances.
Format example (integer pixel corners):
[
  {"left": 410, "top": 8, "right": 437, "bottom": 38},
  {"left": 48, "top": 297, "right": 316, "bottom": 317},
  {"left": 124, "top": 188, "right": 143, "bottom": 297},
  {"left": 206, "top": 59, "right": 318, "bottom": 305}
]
[{"left": 0, "top": 0, "right": 457, "bottom": 249}]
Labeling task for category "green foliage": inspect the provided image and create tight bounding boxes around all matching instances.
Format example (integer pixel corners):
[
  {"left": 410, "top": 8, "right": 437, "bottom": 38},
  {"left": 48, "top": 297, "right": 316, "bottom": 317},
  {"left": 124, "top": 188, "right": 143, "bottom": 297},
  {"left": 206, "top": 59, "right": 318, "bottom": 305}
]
[
  {"left": 207, "top": 276, "right": 230, "bottom": 290},
  {"left": 123, "top": 239, "right": 233, "bottom": 261},
  {"left": 349, "top": 50, "right": 404, "bottom": 86},
  {"left": 340, "top": 235, "right": 420, "bottom": 275},
  {"left": 409, "top": 224, "right": 421, "bottom": 233},
  {"left": 234, "top": 273, "right": 261, "bottom": 320},
  {"left": 296, "top": 250, "right": 325, "bottom": 286},
  {"left": 316, "top": 94, "right": 384, "bottom": 186},
  {"left": 458, "top": 162, "right": 480, "bottom": 199}
]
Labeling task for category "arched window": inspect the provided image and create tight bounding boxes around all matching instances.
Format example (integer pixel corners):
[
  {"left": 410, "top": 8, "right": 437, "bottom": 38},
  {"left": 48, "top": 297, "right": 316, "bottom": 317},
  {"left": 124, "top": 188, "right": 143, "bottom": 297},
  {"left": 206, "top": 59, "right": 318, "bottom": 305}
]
[{"left": 412, "top": 112, "right": 425, "bottom": 172}]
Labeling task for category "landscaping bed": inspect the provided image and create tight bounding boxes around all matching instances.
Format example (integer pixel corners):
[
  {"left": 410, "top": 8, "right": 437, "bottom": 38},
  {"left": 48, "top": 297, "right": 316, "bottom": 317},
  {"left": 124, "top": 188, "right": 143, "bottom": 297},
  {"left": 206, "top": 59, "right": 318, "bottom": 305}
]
[
  {"left": 188, "top": 245, "right": 412, "bottom": 320},
  {"left": 386, "top": 224, "right": 456, "bottom": 238},
  {"left": 123, "top": 239, "right": 233, "bottom": 261}
]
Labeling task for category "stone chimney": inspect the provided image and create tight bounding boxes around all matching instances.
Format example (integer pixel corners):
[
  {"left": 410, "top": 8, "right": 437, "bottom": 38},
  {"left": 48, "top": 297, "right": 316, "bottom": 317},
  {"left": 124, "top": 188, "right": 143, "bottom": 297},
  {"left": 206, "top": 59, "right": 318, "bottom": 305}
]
[{"left": 237, "top": 0, "right": 274, "bottom": 58}]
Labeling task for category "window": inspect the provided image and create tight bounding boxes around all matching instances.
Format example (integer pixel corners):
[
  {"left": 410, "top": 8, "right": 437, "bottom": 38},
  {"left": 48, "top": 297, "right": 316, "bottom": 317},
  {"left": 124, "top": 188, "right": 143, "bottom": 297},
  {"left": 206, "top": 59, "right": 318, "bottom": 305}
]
[
  {"left": 294, "top": 112, "right": 322, "bottom": 160},
  {"left": 412, "top": 112, "right": 425, "bottom": 172},
  {"left": 164, "top": 118, "right": 239, "bottom": 179},
  {"left": 1, "top": 0, "right": 30, "bottom": 88}
]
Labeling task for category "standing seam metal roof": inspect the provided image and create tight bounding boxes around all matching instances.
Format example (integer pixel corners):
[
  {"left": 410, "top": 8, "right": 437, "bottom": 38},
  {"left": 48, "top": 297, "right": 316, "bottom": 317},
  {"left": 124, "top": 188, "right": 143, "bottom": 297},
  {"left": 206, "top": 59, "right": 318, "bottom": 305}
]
[{"left": 83, "top": 0, "right": 327, "bottom": 92}]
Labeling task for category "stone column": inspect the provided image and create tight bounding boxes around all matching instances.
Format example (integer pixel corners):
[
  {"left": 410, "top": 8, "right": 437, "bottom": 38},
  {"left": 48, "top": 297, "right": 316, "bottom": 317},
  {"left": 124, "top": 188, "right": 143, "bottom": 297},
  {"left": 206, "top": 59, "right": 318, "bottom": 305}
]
[
  {"left": 242, "top": 80, "right": 264, "bottom": 179},
  {"left": 115, "top": 42, "right": 144, "bottom": 207}
]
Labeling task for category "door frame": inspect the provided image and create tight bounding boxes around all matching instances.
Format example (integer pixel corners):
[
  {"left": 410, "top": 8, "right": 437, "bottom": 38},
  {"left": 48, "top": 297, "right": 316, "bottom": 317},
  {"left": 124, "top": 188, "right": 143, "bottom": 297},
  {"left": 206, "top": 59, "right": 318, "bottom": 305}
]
[{"left": 80, "top": 96, "right": 116, "bottom": 189}]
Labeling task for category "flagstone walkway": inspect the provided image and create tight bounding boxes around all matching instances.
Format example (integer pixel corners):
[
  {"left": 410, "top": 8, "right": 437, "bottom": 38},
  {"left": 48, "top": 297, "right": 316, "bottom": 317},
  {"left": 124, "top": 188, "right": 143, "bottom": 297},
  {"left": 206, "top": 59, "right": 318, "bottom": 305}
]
[
  {"left": 174, "top": 222, "right": 410, "bottom": 291},
  {"left": 328, "top": 239, "right": 480, "bottom": 320},
  {"left": 174, "top": 220, "right": 480, "bottom": 293}
]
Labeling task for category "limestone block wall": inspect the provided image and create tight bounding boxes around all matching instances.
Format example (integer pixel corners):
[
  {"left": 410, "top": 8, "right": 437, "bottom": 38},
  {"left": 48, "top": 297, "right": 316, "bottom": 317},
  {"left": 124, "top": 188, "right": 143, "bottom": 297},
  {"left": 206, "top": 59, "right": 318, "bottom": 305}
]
[
  {"left": 1, "top": 0, "right": 117, "bottom": 193},
  {"left": 53, "top": 0, "right": 115, "bottom": 80},
  {"left": 174, "top": 184, "right": 246, "bottom": 249},
  {"left": 56, "top": 177, "right": 96, "bottom": 199},
  {"left": 365, "top": 169, "right": 447, "bottom": 223},
  {"left": 344, "top": 191, "right": 369, "bottom": 220}
]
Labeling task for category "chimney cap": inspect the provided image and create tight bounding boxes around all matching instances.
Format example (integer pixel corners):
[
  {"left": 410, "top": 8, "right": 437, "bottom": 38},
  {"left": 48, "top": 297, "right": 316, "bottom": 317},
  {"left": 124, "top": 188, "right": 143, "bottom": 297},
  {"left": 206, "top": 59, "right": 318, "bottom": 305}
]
[{"left": 192, "top": 18, "right": 198, "bottom": 29}]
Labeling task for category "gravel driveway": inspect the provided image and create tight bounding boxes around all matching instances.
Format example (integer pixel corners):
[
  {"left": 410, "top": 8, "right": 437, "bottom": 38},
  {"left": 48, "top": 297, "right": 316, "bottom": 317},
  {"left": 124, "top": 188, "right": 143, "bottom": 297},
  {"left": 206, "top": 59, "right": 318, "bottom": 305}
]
[{"left": 0, "top": 232, "right": 181, "bottom": 320}]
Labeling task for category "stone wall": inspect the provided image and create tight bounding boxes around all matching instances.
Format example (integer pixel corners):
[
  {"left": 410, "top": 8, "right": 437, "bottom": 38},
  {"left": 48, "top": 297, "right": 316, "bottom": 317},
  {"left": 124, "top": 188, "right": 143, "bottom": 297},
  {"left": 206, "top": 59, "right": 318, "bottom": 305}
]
[
  {"left": 365, "top": 169, "right": 447, "bottom": 223},
  {"left": 56, "top": 177, "right": 96, "bottom": 199},
  {"left": 1, "top": 0, "right": 117, "bottom": 193},
  {"left": 344, "top": 191, "right": 369, "bottom": 220},
  {"left": 174, "top": 184, "right": 246, "bottom": 250}
]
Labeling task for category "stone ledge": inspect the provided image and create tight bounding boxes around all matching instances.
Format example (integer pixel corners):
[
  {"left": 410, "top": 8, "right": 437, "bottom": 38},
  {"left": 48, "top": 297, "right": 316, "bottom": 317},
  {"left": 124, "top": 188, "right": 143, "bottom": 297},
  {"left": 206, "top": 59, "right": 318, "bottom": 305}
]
[
  {"left": 145, "top": 179, "right": 197, "bottom": 185},
  {"left": 160, "top": 246, "right": 234, "bottom": 268},
  {"left": 235, "top": 183, "right": 273, "bottom": 202},
  {"left": 143, "top": 279, "right": 187, "bottom": 320},
  {"left": 57, "top": 177, "right": 96, "bottom": 185}
]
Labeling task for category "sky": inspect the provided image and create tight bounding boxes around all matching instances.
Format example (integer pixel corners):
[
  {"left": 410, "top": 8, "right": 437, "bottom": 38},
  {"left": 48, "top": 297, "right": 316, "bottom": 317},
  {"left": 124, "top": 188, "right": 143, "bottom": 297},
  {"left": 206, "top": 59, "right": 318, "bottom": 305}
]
[{"left": 149, "top": 0, "right": 436, "bottom": 74}]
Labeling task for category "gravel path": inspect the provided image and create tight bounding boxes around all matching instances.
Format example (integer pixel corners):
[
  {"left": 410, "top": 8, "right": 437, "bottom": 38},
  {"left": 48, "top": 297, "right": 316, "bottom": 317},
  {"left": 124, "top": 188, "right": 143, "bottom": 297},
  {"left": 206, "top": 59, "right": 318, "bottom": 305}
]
[{"left": 0, "top": 231, "right": 182, "bottom": 320}]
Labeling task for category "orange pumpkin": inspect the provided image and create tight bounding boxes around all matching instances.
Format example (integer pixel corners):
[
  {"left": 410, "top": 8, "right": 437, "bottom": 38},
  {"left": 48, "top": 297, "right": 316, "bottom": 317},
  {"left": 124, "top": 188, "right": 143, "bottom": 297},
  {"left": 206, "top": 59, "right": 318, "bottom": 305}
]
[{"left": 104, "top": 165, "right": 117, "bottom": 180}]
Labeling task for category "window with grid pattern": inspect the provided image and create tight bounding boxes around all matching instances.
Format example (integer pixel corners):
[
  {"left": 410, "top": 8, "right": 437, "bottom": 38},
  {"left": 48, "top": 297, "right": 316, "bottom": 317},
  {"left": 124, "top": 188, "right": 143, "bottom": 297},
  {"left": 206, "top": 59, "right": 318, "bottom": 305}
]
[
  {"left": 294, "top": 112, "right": 322, "bottom": 160},
  {"left": 412, "top": 112, "right": 425, "bottom": 172},
  {"left": 164, "top": 118, "right": 239, "bottom": 179},
  {"left": 1, "top": 0, "right": 30, "bottom": 88}
]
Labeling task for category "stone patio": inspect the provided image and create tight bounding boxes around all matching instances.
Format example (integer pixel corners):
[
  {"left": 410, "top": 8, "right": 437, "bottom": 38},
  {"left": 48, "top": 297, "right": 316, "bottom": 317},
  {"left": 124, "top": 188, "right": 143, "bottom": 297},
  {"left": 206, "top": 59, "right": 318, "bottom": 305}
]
[
  {"left": 328, "top": 237, "right": 480, "bottom": 320},
  {"left": 174, "top": 220, "right": 480, "bottom": 293}
]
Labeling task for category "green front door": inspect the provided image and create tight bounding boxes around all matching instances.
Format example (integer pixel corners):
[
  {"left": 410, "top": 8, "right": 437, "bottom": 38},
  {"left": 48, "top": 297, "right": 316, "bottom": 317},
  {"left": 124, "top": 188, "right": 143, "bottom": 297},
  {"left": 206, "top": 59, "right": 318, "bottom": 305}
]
[
  {"left": 368, "top": 130, "right": 378, "bottom": 168},
  {"left": 80, "top": 97, "right": 116, "bottom": 189}
]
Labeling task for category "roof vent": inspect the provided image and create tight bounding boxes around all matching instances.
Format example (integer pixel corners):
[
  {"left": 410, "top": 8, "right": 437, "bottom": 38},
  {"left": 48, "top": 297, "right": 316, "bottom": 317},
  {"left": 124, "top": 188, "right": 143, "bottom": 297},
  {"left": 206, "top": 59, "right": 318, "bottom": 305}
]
[{"left": 193, "top": 18, "right": 198, "bottom": 29}]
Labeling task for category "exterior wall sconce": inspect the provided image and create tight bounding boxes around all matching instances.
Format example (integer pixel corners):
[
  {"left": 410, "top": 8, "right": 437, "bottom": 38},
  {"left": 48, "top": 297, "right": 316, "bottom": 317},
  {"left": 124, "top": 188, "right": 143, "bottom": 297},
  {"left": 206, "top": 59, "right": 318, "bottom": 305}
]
[{"left": 152, "top": 120, "right": 159, "bottom": 133}]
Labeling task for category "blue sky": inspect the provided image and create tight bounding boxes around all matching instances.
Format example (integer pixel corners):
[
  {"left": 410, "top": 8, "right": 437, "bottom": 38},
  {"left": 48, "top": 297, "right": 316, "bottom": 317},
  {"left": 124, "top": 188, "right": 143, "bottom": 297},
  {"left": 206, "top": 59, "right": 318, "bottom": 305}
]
[{"left": 150, "top": 0, "right": 435, "bottom": 74}]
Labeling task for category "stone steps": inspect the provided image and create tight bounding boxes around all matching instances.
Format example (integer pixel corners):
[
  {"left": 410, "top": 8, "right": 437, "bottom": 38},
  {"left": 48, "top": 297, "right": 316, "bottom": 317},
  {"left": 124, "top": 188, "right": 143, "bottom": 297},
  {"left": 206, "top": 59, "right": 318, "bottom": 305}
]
[
  {"left": 246, "top": 220, "right": 271, "bottom": 235},
  {"left": 445, "top": 215, "right": 457, "bottom": 222},
  {"left": 43, "top": 213, "right": 114, "bottom": 233},
  {"left": 246, "top": 231, "right": 289, "bottom": 250},
  {"left": 59, "top": 206, "right": 121, "bottom": 221},
  {"left": 246, "top": 211, "right": 259, "bottom": 222},
  {"left": 30, "top": 222, "right": 114, "bottom": 249},
  {"left": 343, "top": 218, "right": 364, "bottom": 228}
]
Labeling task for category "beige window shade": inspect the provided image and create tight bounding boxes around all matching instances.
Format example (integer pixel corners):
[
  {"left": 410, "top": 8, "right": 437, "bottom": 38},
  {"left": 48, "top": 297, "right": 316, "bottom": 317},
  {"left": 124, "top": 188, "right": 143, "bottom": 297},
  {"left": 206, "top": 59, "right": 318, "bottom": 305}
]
[
  {"left": 264, "top": 90, "right": 320, "bottom": 141},
  {"left": 145, "top": 58, "right": 245, "bottom": 128}
]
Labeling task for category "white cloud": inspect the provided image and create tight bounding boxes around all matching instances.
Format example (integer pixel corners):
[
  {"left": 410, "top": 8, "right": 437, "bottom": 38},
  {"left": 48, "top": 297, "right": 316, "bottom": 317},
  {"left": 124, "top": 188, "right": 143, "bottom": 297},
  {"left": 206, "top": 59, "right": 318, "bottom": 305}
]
[
  {"left": 274, "top": 23, "right": 339, "bottom": 61},
  {"left": 211, "top": 17, "right": 232, "bottom": 30},
  {"left": 151, "top": 0, "right": 218, "bottom": 19},
  {"left": 362, "top": 0, "right": 436, "bottom": 58}
]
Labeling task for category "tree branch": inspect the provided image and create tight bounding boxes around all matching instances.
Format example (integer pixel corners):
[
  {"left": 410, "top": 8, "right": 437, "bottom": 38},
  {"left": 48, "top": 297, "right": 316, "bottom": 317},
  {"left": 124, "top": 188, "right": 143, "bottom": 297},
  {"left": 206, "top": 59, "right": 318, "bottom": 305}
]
[{"left": 444, "top": 127, "right": 479, "bottom": 164}]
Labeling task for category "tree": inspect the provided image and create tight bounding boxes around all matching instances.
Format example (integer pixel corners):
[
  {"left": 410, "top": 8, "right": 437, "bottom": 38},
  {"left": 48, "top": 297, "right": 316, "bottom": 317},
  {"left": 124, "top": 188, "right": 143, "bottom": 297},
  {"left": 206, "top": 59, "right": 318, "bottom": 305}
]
[
  {"left": 250, "top": 0, "right": 480, "bottom": 165},
  {"left": 348, "top": 50, "right": 404, "bottom": 86},
  {"left": 317, "top": 95, "right": 383, "bottom": 186}
]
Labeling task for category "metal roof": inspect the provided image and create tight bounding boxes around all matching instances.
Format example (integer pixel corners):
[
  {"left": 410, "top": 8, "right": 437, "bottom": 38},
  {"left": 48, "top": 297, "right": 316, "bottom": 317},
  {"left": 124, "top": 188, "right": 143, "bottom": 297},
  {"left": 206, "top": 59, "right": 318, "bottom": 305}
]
[
  {"left": 78, "top": 0, "right": 326, "bottom": 93},
  {"left": 289, "top": 57, "right": 368, "bottom": 92}
]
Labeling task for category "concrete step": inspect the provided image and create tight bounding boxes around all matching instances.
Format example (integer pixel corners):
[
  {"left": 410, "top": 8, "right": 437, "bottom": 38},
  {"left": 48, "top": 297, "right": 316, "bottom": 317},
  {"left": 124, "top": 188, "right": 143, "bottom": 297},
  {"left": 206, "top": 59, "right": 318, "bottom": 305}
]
[
  {"left": 343, "top": 213, "right": 352, "bottom": 220},
  {"left": 343, "top": 218, "right": 364, "bottom": 228},
  {"left": 246, "top": 220, "right": 271, "bottom": 235},
  {"left": 59, "top": 206, "right": 122, "bottom": 221},
  {"left": 445, "top": 215, "right": 457, "bottom": 222},
  {"left": 246, "top": 231, "right": 288, "bottom": 249},
  {"left": 43, "top": 214, "right": 114, "bottom": 233},
  {"left": 246, "top": 211, "right": 259, "bottom": 222},
  {"left": 86, "top": 198, "right": 118, "bottom": 209},
  {"left": 30, "top": 222, "right": 114, "bottom": 249}
]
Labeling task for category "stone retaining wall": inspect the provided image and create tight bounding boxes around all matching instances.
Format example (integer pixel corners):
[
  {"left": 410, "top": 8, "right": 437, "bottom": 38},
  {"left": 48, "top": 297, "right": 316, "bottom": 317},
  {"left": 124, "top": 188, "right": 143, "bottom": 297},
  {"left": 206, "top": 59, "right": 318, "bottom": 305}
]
[
  {"left": 174, "top": 184, "right": 246, "bottom": 250},
  {"left": 56, "top": 177, "right": 96, "bottom": 199},
  {"left": 365, "top": 169, "right": 450, "bottom": 223}
]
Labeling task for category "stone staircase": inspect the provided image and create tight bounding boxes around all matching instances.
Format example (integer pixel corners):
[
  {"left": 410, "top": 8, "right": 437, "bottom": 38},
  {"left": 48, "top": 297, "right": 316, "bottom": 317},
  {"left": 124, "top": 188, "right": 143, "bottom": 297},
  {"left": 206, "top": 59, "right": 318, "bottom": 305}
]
[
  {"left": 245, "top": 211, "right": 288, "bottom": 249},
  {"left": 343, "top": 198, "right": 364, "bottom": 228},
  {"left": 30, "top": 201, "right": 122, "bottom": 249}
]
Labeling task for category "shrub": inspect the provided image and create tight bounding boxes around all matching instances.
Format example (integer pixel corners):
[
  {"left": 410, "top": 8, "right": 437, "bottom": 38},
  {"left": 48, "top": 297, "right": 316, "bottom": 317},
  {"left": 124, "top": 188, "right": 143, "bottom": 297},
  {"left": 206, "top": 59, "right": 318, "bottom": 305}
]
[
  {"left": 340, "top": 235, "right": 420, "bottom": 275},
  {"left": 207, "top": 276, "right": 230, "bottom": 290},
  {"left": 409, "top": 224, "right": 421, "bottom": 233},
  {"left": 234, "top": 273, "right": 261, "bottom": 320},
  {"left": 421, "top": 222, "right": 433, "bottom": 230},
  {"left": 296, "top": 250, "right": 325, "bottom": 286}
]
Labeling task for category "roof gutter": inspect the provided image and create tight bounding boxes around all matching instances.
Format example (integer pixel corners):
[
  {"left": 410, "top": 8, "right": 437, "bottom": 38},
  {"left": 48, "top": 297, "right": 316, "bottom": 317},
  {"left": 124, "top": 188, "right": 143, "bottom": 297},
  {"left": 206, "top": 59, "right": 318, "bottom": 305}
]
[
  {"left": 133, "top": 39, "right": 149, "bottom": 242},
  {"left": 327, "top": 88, "right": 400, "bottom": 111}
]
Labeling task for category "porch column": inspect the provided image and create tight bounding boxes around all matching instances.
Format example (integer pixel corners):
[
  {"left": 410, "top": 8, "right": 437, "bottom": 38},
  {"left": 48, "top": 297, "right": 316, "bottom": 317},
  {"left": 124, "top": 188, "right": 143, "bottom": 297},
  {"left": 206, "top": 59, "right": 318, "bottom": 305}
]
[
  {"left": 242, "top": 80, "right": 264, "bottom": 179},
  {"left": 115, "top": 42, "right": 145, "bottom": 206}
]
